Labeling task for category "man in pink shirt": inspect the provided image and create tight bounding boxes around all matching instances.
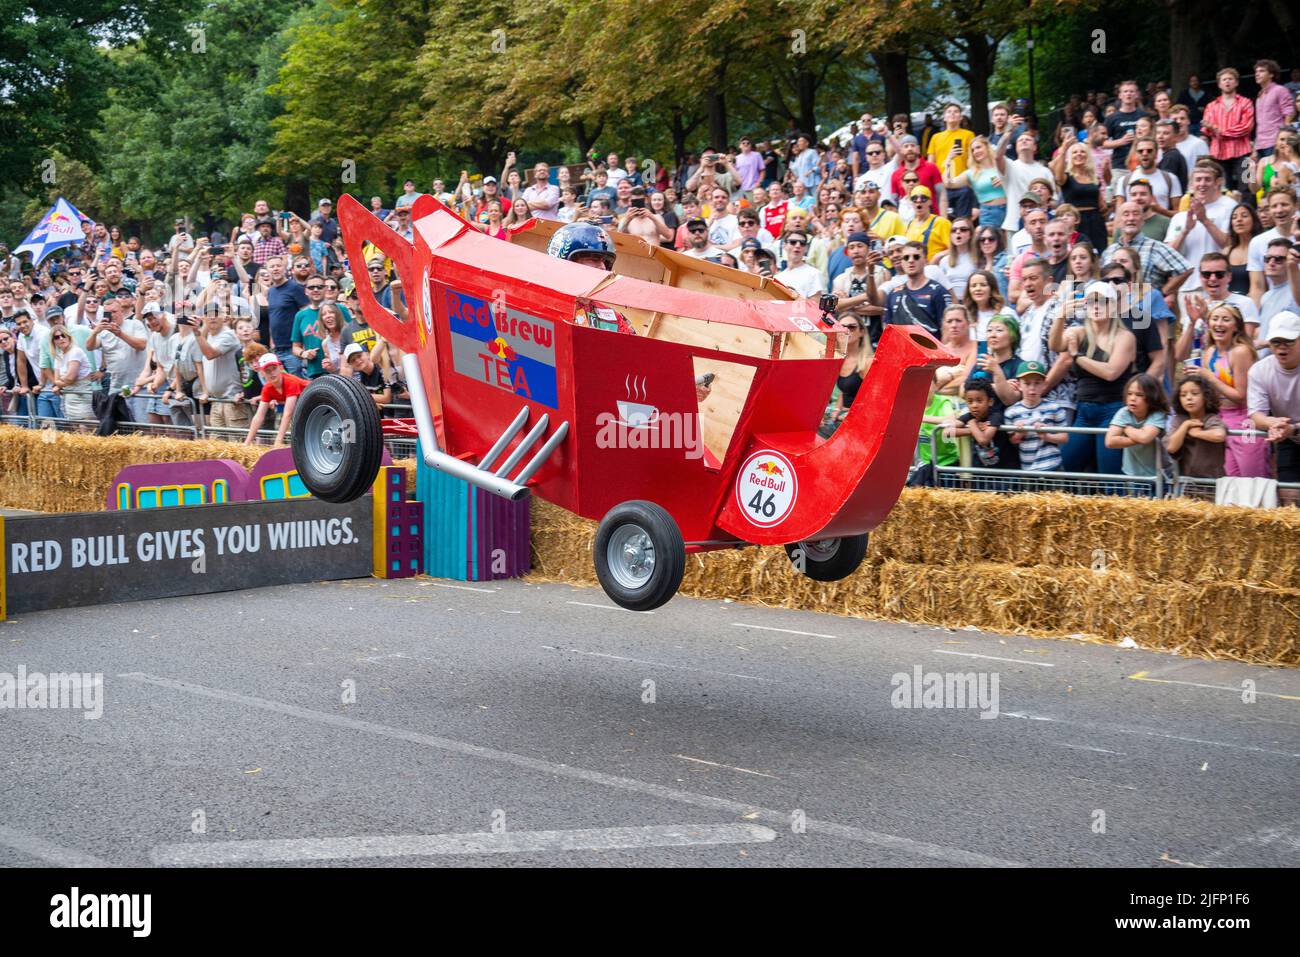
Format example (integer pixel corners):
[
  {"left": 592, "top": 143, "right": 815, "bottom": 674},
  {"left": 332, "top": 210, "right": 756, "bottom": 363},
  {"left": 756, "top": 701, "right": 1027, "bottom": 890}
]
[
  {"left": 1200, "top": 67, "right": 1255, "bottom": 192},
  {"left": 1253, "top": 59, "right": 1293, "bottom": 159}
]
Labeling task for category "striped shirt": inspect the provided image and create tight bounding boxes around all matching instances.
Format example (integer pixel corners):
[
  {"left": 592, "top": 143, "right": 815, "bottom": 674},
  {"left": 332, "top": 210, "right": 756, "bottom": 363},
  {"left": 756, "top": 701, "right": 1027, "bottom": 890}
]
[
  {"left": 1003, "top": 399, "right": 1069, "bottom": 470},
  {"left": 1201, "top": 95, "right": 1255, "bottom": 161}
]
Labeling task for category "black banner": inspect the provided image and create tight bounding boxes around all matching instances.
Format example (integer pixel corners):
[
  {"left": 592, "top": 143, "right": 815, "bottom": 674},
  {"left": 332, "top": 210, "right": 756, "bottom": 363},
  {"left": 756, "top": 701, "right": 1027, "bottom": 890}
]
[{"left": 1, "top": 497, "right": 373, "bottom": 618}]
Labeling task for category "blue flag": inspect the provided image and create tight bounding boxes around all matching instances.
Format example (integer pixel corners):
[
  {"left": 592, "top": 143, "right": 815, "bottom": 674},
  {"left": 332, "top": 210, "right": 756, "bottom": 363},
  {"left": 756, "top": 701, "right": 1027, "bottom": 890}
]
[{"left": 14, "top": 197, "right": 90, "bottom": 265}]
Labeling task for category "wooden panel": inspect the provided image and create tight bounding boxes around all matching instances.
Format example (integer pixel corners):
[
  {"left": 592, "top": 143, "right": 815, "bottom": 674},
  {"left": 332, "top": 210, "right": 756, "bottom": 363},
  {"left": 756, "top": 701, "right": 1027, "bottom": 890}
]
[{"left": 691, "top": 357, "right": 759, "bottom": 464}]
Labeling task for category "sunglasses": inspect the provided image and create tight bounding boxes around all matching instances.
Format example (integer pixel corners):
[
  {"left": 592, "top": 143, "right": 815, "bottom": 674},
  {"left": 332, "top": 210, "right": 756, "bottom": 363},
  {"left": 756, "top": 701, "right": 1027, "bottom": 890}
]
[
  {"left": 1264, "top": 255, "right": 1288, "bottom": 264},
  {"left": 952, "top": 226, "right": 971, "bottom": 232},
  {"left": 52, "top": 334, "right": 69, "bottom": 341},
  {"left": 785, "top": 239, "right": 808, "bottom": 246},
  {"left": 1103, "top": 276, "right": 1127, "bottom": 284},
  {"left": 903, "top": 179, "right": 918, "bottom": 185},
  {"left": 979, "top": 235, "right": 999, "bottom": 243},
  {"left": 306, "top": 284, "right": 324, "bottom": 290},
  {"left": 899, "top": 253, "right": 923, "bottom": 262},
  {"left": 1200, "top": 270, "right": 1227, "bottom": 279},
  {"left": 368, "top": 266, "right": 385, "bottom": 272},
  {"left": 1269, "top": 339, "right": 1297, "bottom": 348},
  {"left": 688, "top": 227, "right": 707, "bottom": 234}
]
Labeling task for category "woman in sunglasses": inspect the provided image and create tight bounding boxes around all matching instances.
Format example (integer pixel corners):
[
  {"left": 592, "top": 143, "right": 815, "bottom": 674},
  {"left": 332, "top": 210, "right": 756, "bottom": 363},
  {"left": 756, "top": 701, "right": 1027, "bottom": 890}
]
[
  {"left": 48, "top": 324, "right": 94, "bottom": 422},
  {"left": 972, "top": 227, "right": 1010, "bottom": 297},
  {"left": 825, "top": 314, "right": 873, "bottom": 433}
]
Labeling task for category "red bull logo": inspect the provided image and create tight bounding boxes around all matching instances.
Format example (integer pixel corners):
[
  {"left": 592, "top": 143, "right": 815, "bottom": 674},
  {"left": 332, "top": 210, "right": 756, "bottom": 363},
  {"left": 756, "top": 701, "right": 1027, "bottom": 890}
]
[
  {"left": 756, "top": 461, "right": 785, "bottom": 477},
  {"left": 487, "top": 336, "right": 517, "bottom": 362}
]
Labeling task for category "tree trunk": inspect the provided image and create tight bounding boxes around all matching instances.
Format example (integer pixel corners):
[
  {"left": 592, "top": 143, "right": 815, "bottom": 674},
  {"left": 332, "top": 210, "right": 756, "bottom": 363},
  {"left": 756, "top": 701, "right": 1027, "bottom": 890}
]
[
  {"left": 670, "top": 111, "right": 689, "bottom": 168},
  {"left": 963, "top": 33, "right": 993, "bottom": 135},
  {"left": 284, "top": 178, "right": 309, "bottom": 217},
  {"left": 873, "top": 50, "right": 911, "bottom": 121},
  {"left": 797, "top": 69, "right": 817, "bottom": 139},
  {"left": 1165, "top": 0, "right": 1206, "bottom": 89},
  {"left": 707, "top": 90, "right": 728, "bottom": 150}
]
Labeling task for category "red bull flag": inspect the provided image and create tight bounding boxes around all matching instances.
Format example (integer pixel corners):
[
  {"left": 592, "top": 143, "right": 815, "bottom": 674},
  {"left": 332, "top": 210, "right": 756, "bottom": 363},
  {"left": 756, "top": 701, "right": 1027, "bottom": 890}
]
[{"left": 13, "top": 197, "right": 90, "bottom": 265}]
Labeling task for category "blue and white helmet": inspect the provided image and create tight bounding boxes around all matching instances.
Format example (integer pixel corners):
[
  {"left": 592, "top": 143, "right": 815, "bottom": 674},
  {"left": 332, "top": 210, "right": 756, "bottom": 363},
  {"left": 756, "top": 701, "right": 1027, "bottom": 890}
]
[{"left": 546, "top": 221, "right": 616, "bottom": 266}]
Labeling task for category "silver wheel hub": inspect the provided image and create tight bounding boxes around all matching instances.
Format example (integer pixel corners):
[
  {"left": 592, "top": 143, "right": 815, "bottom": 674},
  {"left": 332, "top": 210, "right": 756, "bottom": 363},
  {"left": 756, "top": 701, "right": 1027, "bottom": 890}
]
[
  {"left": 607, "top": 524, "right": 656, "bottom": 590},
  {"left": 801, "top": 538, "right": 841, "bottom": 561},
  {"left": 303, "top": 405, "right": 346, "bottom": 476}
]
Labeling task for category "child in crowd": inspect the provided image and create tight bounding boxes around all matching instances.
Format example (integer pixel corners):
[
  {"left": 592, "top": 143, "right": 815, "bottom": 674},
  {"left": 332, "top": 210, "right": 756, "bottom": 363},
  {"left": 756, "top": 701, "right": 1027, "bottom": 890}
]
[
  {"left": 1106, "top": 373, "right": 1169, "bottom": 478},
  {"left": 948, "top": 379, "right": 1019, "bottom": 471},
  {"left": 1004, "top": 360, "right": 1069, "bottom": 471},
  {"left": 1164, "top": 376, "right": 1227, "bottom": 478},
  {"left": 919, "top": 370, "right": 962, "bottom": 466}
]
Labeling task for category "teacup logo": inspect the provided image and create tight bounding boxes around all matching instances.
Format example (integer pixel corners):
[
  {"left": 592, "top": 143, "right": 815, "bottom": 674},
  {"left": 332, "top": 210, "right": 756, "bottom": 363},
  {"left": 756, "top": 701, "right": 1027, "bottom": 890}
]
[{"left": 617, "top": 374, "right": 658, "bottom": 429}]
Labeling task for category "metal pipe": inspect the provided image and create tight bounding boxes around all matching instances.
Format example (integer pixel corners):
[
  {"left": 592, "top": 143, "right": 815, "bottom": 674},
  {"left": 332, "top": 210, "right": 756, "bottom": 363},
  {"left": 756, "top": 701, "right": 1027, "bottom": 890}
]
[
  {"left": 513, "top": 420, "right": 569, "bottom": 485},
  {"left": 477, "top": 407, "right": 530, "bottom": 473},
  {"left": 494, "top": 415, "right": 550, "bottom": 478},
  {"left": 402, "top": 354, "right": 528, "bottom": 500}
]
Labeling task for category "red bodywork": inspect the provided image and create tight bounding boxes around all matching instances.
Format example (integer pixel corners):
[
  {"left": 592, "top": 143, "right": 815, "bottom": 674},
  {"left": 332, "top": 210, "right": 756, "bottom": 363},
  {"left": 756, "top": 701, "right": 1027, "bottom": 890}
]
[{"left": 340, "top": 194, "right": 957, "bottom": 549}]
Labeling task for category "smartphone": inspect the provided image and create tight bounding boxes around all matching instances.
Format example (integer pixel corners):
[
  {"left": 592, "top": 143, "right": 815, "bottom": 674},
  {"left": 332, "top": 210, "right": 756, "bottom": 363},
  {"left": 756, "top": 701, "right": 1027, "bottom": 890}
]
[
  {"left": 600, "top": 215, "right": 613, "bottom": 225},
  {"left": 970, "top": 340, "right": 990, "bottom": 378},
  {"left": 630, "top": 198, "right": 646, "bottom": 209},
  {"left": 869, "top": 239, "right": 883, "bottom": 254}
]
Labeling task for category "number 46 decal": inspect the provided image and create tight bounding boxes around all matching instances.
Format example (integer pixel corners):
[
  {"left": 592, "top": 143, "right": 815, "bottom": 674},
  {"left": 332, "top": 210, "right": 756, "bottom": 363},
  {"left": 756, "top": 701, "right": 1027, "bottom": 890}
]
[{"left": 734, "top": 450, "right": 797, "bottom": 528}]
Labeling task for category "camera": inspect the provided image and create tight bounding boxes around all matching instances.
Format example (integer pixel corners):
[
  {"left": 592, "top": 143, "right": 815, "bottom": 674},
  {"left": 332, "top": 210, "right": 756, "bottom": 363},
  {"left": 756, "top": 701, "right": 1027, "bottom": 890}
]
[{"left": 818, "top": 293, "right": 839, "bottom": 323}]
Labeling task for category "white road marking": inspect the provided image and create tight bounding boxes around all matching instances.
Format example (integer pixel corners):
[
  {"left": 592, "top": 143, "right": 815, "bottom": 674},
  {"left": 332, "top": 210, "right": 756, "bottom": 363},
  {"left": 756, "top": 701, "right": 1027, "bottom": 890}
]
[
  {"left": 1055, "top": 743, "right": 1125, "bottom": 755},
  {"left": 674, "top": 755, "right": 779, "bottom": 779},
  {"left": 566, "top": 601, "right": 653, "bottom": 614},
  {"left": 0, "top": 825, "right": 117, "bottom": 868},
  {"left": 150, "top": 823, "right": 776, "bottom": 865},
  {"left": 540, "top": 646, "right": 776, "bottom": 683},
  {"left": 1003, "top": 711, "right": 1300, "bottom": 758},
  {"left": 1127, "top": 671, "right": 1300, "bottom": 701},
  {"left": 118, "top": 672, "right": 1021, "bottom": 867},
  {"left": 933, "top": 650, "right": 1055, "bottom": 667},
  {"left": 731, "top": 623, "right": 837, "bottom": 639},
  {"left": 427, "top": 582, "right": 499, "bottom": 593}
]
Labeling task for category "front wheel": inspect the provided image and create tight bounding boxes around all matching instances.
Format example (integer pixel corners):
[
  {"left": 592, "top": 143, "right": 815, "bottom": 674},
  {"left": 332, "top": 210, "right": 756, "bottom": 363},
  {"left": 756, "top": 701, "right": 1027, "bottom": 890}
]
[
  {"left": 784, "top": 535, "right": 868, "bottom": 582},
  {"left": 291, "top": 375, "right": 384, "bottom": 503},
  {"left": 593, "top": 501, "right": 686, "bottom": 611}
]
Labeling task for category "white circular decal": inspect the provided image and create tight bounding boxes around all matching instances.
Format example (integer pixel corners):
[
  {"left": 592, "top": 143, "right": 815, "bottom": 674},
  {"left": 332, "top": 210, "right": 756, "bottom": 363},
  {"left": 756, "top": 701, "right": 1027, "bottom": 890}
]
[
  {"left": 734, "top": 450, "right": 797, "bottom": 528},
  {"left": 421, "top": 267, "right": 433, "bottom": 337}
]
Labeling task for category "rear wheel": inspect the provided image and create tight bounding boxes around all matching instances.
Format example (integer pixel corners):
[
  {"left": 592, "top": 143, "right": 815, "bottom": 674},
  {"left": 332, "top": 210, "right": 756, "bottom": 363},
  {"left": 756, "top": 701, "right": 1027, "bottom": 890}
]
[
  {"left": 784, "top": 535, "right": 868, "bottom": 582},
  {"left": 291, "top": 375, "right": 383, "bottom": 503},
  {"left": 593, "top": 501, "right": 686, "bottom": 611}
]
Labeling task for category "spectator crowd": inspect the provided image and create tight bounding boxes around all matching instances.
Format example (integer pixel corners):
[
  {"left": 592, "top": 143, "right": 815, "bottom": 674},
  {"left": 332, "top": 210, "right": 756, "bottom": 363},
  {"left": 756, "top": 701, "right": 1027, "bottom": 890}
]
[{"left": 4, "top": 60, "right": 1300, "bottom": 494}]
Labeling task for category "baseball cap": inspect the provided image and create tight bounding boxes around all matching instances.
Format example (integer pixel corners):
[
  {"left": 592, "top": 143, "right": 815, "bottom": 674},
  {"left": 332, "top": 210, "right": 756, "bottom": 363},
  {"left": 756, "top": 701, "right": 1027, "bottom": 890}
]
[
  {"left": 483, "top": 175, "right": 498, "bottom": 184},
  {"left": 910, "top": 185, "right": 933, "bottom": 200},
  {"left": 45, "top": 305, "right": 63, "bottom": 320},
  {"left": 1083, "top": 280, "right": 1118, "bottom": 301},
  {"left": 686, "top": 217, "right": 708, "bottom": 230},
  {"left": 884, "top": 235, "right": 908, "bottom": 249},
  {"left": 862, "top": 180, "right": 881, "bottom": 191},
  {"left": 255, "top": 216, "right": 275, "bottom": 228},
  {"left": 343, "top": 342, "right": 366, "bottom": 360},
  {"left": 845, "top": 231, "right": 871, "bottom": 246},
  {"left": 318, "top": 198, "right": 332, "bottom": 207},
  {"left": 740, "top": 238, "right": 762, "bottom": 252},
  {"left": 1018, "top": 195, "right": 1041, "bottom": 207},
  {"left": 141, "top": 303, "right": 161, "bottom": 316},
  {"left": 898, "top": 134, "right": 919, "bottom": 146},
  {"left": 256, "top": 353, "right": 282, "bottom": 370},
  {"left": 1269, "top": 310, "right": 1300, "bottom": 341},
  {"left": 1015, "top": 359, "right": 1047, "bottom": 379}
]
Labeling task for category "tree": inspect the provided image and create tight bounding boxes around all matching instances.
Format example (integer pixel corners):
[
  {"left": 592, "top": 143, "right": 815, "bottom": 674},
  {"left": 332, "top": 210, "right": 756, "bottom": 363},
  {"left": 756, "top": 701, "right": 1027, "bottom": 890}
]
[{"left": 0, "top": 1, "right": 185, "bottom": 194}]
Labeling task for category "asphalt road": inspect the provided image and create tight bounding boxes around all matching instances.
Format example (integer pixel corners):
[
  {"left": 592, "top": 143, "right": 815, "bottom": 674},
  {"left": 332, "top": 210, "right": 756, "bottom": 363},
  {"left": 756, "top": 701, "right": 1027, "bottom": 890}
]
[{"left": 1, "top": 577, "right": 1297, "bottom": 868}]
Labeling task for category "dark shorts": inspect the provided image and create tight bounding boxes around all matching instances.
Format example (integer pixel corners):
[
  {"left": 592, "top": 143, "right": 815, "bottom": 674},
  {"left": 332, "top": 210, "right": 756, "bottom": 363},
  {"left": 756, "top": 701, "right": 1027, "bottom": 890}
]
[{"left": 1277, "top": 441, "right": 1300, "bottom": 483}]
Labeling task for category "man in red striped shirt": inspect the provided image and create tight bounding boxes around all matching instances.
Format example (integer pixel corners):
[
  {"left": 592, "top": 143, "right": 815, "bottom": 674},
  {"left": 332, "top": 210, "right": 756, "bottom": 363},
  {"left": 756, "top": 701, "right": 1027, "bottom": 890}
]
[{"left": 1200, "top": 67, "right": 1255, "bottom": 193}]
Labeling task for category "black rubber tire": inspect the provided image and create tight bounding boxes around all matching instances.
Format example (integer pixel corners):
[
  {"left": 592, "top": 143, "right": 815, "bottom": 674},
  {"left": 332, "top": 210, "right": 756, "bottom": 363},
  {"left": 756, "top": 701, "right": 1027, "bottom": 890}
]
[
  {"left": 291, "top": 374, "right": 384, "bottom": 503},
  {"left": 593, "top": 501, "right": 686, "bottom": 611},
  {"left": 784, "top": 534, "right": 869, "bottom": 582}
]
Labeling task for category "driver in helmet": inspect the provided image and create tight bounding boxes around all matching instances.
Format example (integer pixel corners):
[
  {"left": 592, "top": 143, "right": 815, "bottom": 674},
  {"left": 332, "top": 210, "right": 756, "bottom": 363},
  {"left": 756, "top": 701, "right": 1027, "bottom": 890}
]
[{"left": 546, "top": 220, "right": 638, "bottom": 335}]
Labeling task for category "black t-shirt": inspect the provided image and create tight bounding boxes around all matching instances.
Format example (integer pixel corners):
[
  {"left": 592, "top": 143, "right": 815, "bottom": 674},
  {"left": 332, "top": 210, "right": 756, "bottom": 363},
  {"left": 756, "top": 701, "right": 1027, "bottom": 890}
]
[
  {"left": 884, "top": 280, "right": 951, "bottom": 337},
  {"left": 341, "top": 319, "right": 377, "bottom": 352},
  {"left": 959, "top": 407, "right": 1020, "bottom": 470},
  {"left": 355, "top": 364, "right": 385, "bottom": 392},
  {"left": 227, "top": 261, "right": 261, "bottom": 291},
  {"left": 57, "top": 290, "right": 81, "bottom": 310},
  {"left": 1103, "top": 109, "right": 1148, "bottom": 166},
  {"left": 1120, "top": 314, "right": 1163, "bottom": 375},
  {"left": 1158, "top": 149, "right": 1189, "bottom": 192},
  {"left": 761, "top": 151, "right": 780, "bottom": 186}
]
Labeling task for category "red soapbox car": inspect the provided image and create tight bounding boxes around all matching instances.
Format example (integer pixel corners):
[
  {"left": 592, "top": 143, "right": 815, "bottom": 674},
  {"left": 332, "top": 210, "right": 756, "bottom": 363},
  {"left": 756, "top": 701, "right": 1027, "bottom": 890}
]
[{"left": 291, "top": 193, "right": 957, "bottom": 609}]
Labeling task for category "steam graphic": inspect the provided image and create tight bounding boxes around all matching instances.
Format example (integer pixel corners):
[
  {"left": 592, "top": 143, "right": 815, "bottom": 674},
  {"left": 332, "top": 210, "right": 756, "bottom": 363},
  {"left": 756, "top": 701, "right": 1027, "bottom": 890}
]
[{"left": 624, "top": 374, "right": 648, "bottom": 401}]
